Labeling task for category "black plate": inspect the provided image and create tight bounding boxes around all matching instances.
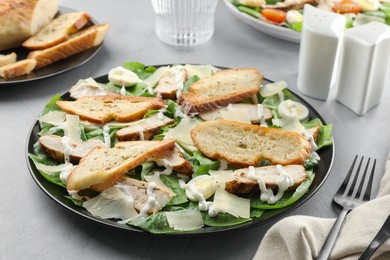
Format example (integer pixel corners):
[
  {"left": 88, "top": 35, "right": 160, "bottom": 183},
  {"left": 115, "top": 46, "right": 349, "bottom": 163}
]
[
  {"left": 26, "top": 69, "right": 335, "bottom": 236},
  {"left": 0, "top": 7, "right": 102, "bottom": 85}
]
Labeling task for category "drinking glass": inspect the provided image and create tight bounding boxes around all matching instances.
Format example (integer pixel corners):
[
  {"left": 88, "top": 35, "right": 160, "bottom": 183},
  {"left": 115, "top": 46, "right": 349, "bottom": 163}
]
[{"left": 151, "top": 0, "right": 219, "bottom": 47}]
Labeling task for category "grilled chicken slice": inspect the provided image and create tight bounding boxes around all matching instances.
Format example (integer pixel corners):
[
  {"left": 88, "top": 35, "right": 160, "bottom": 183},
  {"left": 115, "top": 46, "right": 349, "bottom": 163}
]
[
  {"left": 39, "top": 134, "right": 104, "bottom": 164},
  {"left": 115, "top": 113, "right": 174, "bottom": 141},
  {"left": 155, "top": 65, "right": 187, "bottom": 99},
  {"left": 225, "top": 165, "right": 308, "bottom": 195},
  {"left": 148, "top": 147, "right": 193, "bottom": 176}
]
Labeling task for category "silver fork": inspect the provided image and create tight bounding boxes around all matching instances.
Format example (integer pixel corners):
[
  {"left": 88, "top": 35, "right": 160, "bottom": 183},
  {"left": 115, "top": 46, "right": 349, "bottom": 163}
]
[{"left": 317, "top": 155, "right": 377, "bottom": 260}]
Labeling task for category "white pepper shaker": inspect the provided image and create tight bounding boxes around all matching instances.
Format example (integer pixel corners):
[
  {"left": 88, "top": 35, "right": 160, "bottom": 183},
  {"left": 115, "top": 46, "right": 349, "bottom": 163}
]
[
  {"left": 335, "top": 22, "right": 390, "bottom": 115},
  {"left": 297, "top": 5, "right": 346, "bottom": 100}
]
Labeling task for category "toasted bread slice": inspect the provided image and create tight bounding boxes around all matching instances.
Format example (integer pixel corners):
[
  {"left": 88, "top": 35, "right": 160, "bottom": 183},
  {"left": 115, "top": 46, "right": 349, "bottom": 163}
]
[
  {"left": 23, "top": 12, "right": 91, "bottom": 50},
  {"left": 154, "top": 66, "right": 187, "bottom": 99},
  {"left": 0, "top": 52, "right": 17, "bottom": 67},
  {"left": 191, "top": 119, "right": 311, "bottom": 167},
  {"left": 115, "top": 113, "right": 174, "bottom": 141},
  {"left": 178, "top": 68, "right": 262, "bottom": 114},
  {"left": 27, "top": 23, "right": 110, "bottom": 69},
  {"left": 0, "top": 59, "right": 36, "bottom": 80},
  {"left": 39, "top": 134, "right": 104, "bottom": 164},
  {"left": 198, "top": 103, "right": 273, "bottom": 124},
  {"left": 67, "top": 139, "right": 176, "bottom": 192},
  {"left": 56, "top": 95, "right": 165, "bottom": 124},
  {"left": 225, "top": 165, "right": 308, "bottom": 195},
  {"left": 149, "top": 147, "right": 193, "bottom": 176}
]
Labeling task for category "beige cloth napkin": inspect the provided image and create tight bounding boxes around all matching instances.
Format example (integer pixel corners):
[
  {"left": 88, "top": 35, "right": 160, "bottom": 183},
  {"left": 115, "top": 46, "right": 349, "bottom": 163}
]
[{"left": 254, "top": 152, "right": 390, "bottom": 260}]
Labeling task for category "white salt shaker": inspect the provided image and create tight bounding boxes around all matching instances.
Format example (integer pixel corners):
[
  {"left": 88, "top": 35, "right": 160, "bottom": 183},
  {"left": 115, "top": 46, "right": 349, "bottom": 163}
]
[
  {"left": 335, "top": 22, "right": 390, "bottom": 115},
  {"left": 297, "top": 5, "right": 346, "bottom": 100}
]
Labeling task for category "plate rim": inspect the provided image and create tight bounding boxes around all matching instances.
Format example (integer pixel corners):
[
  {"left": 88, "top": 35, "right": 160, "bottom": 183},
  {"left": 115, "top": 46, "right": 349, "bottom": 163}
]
[
  {"left": 25, "top": 64, "right": 334, "bottom": 236},
  {"left": 0, "top": 6, "right": 102, "bottom": 85},
  {"left": 223, "top": 0, "right": 301, "bottom": 43}
]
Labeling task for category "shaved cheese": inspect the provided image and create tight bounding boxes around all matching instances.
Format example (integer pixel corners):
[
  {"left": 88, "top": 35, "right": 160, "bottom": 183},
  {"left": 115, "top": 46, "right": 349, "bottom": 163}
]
[
  {"left": 39, "top": 111, "right": 67, "bottom": 126},
  {"left": 144, "top": 66, "right": 170, "bottom": 89},
  {"left": 184, "top": 64, "right": 219, "bottom": 79},
  {"left": 166, "top": 210, "right": 204, "bottom": 231},
  {"left": 213, "top": 188, "right": 250, "bottom": 218},
  {"left": 83, "top": 185, "right": 138, "bottom": 222},
  {"left": 65, "top": 115, "right": 82, "bottom": 142},
  {"left": 69, "top": 77, "right": 107, "bottom": 99},
  {"left": 209, "top": 170, "right": 235, "bottom": 182},
  {"left": 260, "top": 81, "right": 287, "bottom": 97},
  {"left": 220, "top": 108, "right": 251, "bottom": 124},
  {"left": 144, "top": 174, "right": 176, "bottom": 196},
  {"left": 165, "top": 117, "right": 201, "bottom": 145},
  {"left": 34, "top": 162, "right": 73, "bottom": 175}
]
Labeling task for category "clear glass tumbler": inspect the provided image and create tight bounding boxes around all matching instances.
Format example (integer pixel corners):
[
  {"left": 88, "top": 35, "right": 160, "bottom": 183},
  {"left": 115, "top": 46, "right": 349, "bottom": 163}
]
[{"left": 151, "top": 0, "right": 219, "bottom": 47}]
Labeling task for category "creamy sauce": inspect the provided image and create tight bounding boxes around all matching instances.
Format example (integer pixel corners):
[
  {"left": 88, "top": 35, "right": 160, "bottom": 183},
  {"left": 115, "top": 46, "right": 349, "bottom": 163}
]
[
  {"left": 257, "top": 104, "right": 267, "bottom": 127},
  {"left": 68, "top": 190, "right": 84, "bottom": 200},
  {"left": 59, "top": 163, "right": 74, "bottom": 184},
  {"left": 154, "top": 158, "right": 173, "bottom": 175},
  {"left": 247, "top": 165, "right": 293, "bottom": 204},
  {"left": 139, "top": 182, "right": 160, "bottom": 218},
  {"left": 302, "top": 131, "right": 320, "bottom": 161},
  {"left": 61, "top": 136, "right": 72, "bottom": 163},
  {"left": 218, "top": 159, "right": 228, "bottom": 170},
  {"left": 120, "top": 85, "right": 126, "bottom": 96},
  {"left": 174, "top": 66, "right": 184, "bottom": 99},
  {"left": 157, "top": 110, "right": 165, "bottom": 120},
  {"left": 103, "top": 124, "right": 111, "bottom": 148},
  {"left": 180, "top": 179, "right": 218, "bottom": 217},
  {"left": 132, "top": 125, "right": 145, "bottom": 140}
]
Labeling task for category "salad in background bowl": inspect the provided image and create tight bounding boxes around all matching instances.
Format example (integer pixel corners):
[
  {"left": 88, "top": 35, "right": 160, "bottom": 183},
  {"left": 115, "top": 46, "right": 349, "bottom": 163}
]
[{"left": 230, "top": 0, "right": 390, "bottom": 37}]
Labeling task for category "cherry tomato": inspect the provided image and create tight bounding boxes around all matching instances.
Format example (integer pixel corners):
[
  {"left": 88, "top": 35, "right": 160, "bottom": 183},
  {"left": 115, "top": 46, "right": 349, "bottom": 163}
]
[
  {"left": 333, "top": 0, "right": 361, "bottom": 14},
  {"left": 261, "top": 9, "right": 287, "bottom": 24}
]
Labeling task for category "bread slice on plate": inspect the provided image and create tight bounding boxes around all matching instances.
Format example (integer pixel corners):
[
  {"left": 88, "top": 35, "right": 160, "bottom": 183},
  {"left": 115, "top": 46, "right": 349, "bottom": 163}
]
[
  {"left": 56, "top": 95, "right": 165, "bottom": 124},
  {"left": 66, "top": 139, "right": 176, "bottom": 192},
  {"left": 39, "top": 134, "right": 104, "bottom": 164},
  {"left": 23, "top": 12, "right": 91, "bottom": 50},
  {"left": 178, "top": 68, "right": 262, "bottom": 114},
  {"left": 190, "top": 119, "right": 311, "bottom": 167},
  {"left": 0, "top": 52, "right": 17, "bottom": 67},
  {"left": 0, "top": 59, "right": 36, "bottom": 80},
  {"left": 225, "top": 165, "right": 308, "bottom": 195},
  {"left": 27, "top": 23, "right": 110, "bottom": 70}
]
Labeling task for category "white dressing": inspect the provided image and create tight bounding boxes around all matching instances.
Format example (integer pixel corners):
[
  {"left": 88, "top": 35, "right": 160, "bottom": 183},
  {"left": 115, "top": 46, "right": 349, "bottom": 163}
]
[
  {"left": 185, "top": 175, "right": 216, "bottom": 201},
  {"left": 102, "top": 124, "right": 111, "bottom": 147},
  {"left": 139, "top": 182, "right": 160, "bottom": 218},
  {"left": 144, "top": 173, "right": 176, "bottom": 196},
  {"left": 61, "top": 136, "right": 72, "bottom": 163}
]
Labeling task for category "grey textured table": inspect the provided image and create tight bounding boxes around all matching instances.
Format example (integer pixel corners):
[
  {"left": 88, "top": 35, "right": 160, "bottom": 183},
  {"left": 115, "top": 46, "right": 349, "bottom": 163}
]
[{"left": 1, "top": 1, "right": 389, "bottom": 259}]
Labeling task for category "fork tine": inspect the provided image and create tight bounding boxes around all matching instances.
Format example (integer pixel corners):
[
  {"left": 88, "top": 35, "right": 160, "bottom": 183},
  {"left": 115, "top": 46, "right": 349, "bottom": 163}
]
[
  {"left": 343, "top": 155, "right": 362, "bottom": 197},
  {"left": 340, "top": 155, "right": 358, "bottom": 196},
  {"left": 348, "top": 156, "right": 364, "bottom": 198},
  {"left": 354, "top": 157, "right": 371, "bottom": 200},
  {"left": 363, "top": 159, "right": 376, "bottom": 201}
]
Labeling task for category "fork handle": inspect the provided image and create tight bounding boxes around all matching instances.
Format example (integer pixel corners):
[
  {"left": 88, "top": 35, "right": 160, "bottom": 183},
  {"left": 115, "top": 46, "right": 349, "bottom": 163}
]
[{"left": 317, "top": 208, "right": 351, "bottom": 260}]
